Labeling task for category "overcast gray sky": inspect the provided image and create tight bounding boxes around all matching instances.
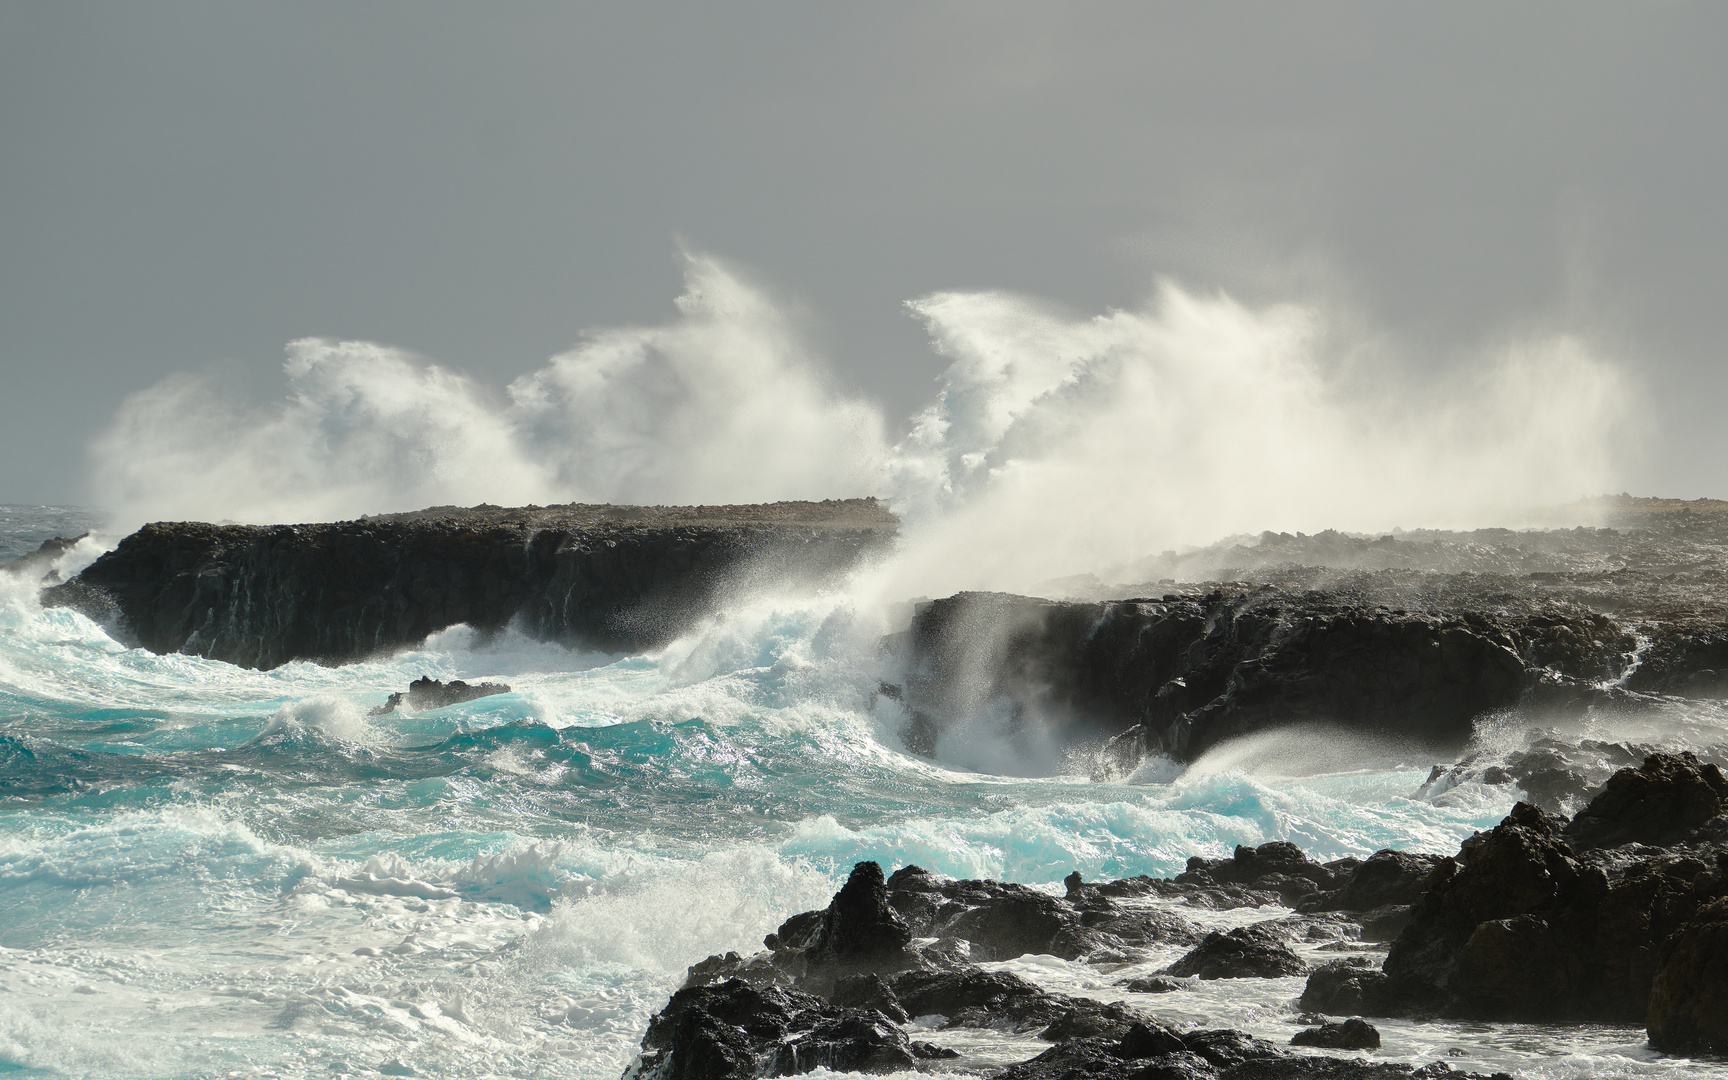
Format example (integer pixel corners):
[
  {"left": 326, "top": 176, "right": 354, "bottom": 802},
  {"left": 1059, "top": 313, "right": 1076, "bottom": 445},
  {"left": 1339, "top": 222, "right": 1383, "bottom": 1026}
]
[{"left": 3, "top": 1, "right": 1724, "bottom": 507}]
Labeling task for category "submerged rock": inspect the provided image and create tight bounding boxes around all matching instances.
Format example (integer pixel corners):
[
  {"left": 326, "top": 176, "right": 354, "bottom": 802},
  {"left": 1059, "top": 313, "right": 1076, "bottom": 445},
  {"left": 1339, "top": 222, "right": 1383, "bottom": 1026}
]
[{"left": 370, "top": 676, "right": 511, "bottom": 715}]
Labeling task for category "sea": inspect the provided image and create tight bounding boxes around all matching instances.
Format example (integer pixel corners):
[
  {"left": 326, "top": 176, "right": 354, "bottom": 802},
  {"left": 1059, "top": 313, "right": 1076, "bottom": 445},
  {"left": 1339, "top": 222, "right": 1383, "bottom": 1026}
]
[{"left": 0, "top": 505, "right": 1719, "bottom": 1079}]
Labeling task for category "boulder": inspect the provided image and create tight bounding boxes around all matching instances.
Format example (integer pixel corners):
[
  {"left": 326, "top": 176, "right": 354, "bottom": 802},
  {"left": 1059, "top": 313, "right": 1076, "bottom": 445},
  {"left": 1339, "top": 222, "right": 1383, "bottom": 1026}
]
[
  {"left": 801, "top": 861, "right": 917, "bottom": 988},
  {"left": 632, "top": 979, "right": 951, "bottom": 1079},
  {"left": 1179, "top": 842, "right": 1343, "bottom": 906},
  {"left": 1165, "top": 924, "right": 1308, "bottom": 980},
  {"left": 1647, "top": 896, "right": 1728, "bottom": 1054},
  {"left": 1564, "top": 752, "right": 1728, "bottom": 851},
  {"left": 1290, "top": 1018, "right": 1381, "bottom": 1050}
]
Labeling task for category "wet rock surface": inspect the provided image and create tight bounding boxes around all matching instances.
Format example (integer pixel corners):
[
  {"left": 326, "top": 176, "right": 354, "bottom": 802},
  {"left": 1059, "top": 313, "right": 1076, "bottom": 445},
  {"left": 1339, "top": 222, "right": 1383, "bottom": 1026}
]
[
  {"left": 369, "top": 676, "right": 511, "bottom": 715},
  {"left": 888, "top": 499, "right": 1728, "bottom": 763},
  {"left": 645, "top": 856, "right": 1527, "bottom": 1079},
  {"left": 1163, "top": 924, "right": 1308, "bottom": 980},
  {"left": 43, "top": 499, "right": 896, "bottom": 669},
  {"left": 1302, "top": 752, "right": 1728, "bottom": 1031},
  {"left": 0, "top": 533, "right": 85, "bottom": 583},
  {"left": 1290, "top": 1018, "right": 1381, "bottom": 1050}
]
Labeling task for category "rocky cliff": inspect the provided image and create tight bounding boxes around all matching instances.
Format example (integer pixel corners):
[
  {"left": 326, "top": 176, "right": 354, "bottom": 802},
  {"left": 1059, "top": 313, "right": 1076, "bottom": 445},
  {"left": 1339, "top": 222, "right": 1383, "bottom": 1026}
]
[
  {"left": 43, "top": 500, "right": 896, "bottom": 669},
  {"left": 889, "top": 501, "right": 1728, "bottom": 763}
]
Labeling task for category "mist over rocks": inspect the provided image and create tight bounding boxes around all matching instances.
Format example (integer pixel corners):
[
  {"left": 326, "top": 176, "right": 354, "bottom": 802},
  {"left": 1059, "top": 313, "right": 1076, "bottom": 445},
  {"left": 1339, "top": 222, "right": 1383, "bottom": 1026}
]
[
  {"left": 886, "top": 500, "right": 1728, "bottom": 764},
  {"left": 40, "top": 499, "right": 895, "bottom": 669}
]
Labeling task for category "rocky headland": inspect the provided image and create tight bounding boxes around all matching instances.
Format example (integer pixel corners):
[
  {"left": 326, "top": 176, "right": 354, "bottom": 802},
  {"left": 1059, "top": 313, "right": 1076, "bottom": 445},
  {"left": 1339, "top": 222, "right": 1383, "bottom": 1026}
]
[
  {"left": 37, "top": 499, "right": 896, "bottom": 669},
  {"left": 635, "top": 751, "right": 1728, "bottom": 1076},
  {"left": 885, "top": 498, "right": 1728, "bottom": 765}
]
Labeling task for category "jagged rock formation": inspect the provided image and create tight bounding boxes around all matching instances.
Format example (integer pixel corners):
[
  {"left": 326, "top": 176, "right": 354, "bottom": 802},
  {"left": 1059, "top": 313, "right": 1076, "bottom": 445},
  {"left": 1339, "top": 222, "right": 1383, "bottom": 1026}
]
[
  {"left": 369, "top": 676, "right": 512, "bottom": 716},
  {"left": 1, "top": 534, "right": 85, "bottom": 583},
  {"left": 42, "top": 500, "right": 895, "bottom": 669},
  {"left": 888, "top": 499, "right": 1728, "bottom": 763},
  {"left": 891, "top": 577, "right": 1728, "bottom": 762},
  {"left": 1300, "top": 752, "right": 1728, "bottom": 1032},
  {"left": 648, "top": 858, "right": 1518, "bottom": 1080}
]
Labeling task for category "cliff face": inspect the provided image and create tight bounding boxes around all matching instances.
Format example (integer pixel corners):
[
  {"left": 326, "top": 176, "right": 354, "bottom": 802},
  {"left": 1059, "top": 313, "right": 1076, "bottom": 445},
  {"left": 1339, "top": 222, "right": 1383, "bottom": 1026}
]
[
  {"left": 893, "top": 578, "right": 1725, "bottom": 763},
  {"left": 43, "top": 500, "right": 896, "bottom": 669}
]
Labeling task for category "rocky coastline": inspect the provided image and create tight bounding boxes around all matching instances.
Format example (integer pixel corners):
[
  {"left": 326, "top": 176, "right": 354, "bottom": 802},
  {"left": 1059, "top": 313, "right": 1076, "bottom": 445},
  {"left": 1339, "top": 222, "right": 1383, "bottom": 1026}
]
[
  {"left": 37, "top": 499, "right": 896, "bottom": 669},
  {"left": 887, "top": 501, "right": 1728, "bottom": 765},
  {"left": 635, "top": 751, "right": 1728, "bottom": 1077}
]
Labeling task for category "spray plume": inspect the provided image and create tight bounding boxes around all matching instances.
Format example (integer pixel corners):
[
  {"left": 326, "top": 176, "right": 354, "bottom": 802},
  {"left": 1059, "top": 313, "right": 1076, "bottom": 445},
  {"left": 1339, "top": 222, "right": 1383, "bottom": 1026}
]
[{"left": 90, "top": 252, "right": 1641, "bottom": 593}]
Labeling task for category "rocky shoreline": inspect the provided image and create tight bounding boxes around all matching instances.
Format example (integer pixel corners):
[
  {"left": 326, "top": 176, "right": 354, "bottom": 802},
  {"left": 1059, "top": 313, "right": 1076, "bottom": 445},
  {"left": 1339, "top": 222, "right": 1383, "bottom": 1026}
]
[
  {"left": 634, "top": 751, "right": 1727, "bottom": 1077},
  {"left": 36, "top": 499, "right": 896, "bottom": 669}
]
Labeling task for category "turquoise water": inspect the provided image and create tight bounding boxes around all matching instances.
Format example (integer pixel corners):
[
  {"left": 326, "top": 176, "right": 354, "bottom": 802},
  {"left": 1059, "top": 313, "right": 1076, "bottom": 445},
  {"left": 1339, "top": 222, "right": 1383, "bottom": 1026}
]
[{"left": 0, "top": 517, "right": 1711, "bottom": 1078}]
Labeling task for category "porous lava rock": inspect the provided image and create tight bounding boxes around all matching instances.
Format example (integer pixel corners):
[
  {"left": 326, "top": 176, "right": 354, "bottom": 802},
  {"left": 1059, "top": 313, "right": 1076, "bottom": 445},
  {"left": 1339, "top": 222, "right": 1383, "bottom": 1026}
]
[
  {"left": 45, "top": 500, "right": 896, "bottom": 669},
  {"left": 632, "top": 978, "right": 954, "bottom": 1079},
  {"left": 1564, "top": 751, "right": 1728, "bottom": 850},
  {"left": 1165, "top": 924, "right": 1308, "bottom": 980},
  {"left": 880, "top": 865, "right": 1199, "bottom": 963},
  {"left": 370, "top": 676, "right": 511, "bottom": 715},
  {"left": 1300, "top": 850, "right": 1445, "bottom": 913},
  {"left": 1304, "top": 755, "right": 1728, "bottom": 1027},
  {"left": 1178, "top": 842, "right": 1347, "bottom": 906},
  {"left": 1290, "top": 1018, "right": 1381, "bottom": 1050},
  {"left": 1646, "top": 896, "right": 1728, "bottom": 1054}
]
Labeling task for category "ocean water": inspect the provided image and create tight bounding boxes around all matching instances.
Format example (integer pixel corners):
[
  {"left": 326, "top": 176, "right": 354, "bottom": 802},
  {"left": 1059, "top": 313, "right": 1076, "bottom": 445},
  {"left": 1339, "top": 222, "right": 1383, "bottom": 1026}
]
[{"left": 0, "top": 511, "right": 1718, "bottom": 1079}]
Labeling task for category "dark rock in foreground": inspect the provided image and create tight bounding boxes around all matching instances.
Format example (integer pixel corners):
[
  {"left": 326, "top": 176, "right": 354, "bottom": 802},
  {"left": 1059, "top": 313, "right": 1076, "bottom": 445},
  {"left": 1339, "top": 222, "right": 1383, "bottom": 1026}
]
[
  {"left": 1164, "top": 924, "right": 1308, "bottom": 980},
  {"left": 1290, "top": 1018, "right": 1381, "bottom": 1050},
  {"left": 1647, "top": 896, "right": 1728, "bottom": 1054},
  {"left": 1300, "top": 752, "right": 1728, "bottom": 1034},
  {"left": 43, "top": 500, "right": 895, "bottom": 669},
  {"left": 370, "top": 676, "right": 512, "bottom": 716}
]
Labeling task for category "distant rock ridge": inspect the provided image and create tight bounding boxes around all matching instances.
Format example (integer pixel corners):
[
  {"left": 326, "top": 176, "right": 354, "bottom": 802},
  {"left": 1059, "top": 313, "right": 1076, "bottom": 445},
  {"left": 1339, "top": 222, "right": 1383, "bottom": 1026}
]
[
  {"left": 42, "top": 499, "right": 896, "bottom": 670},
  {"left": 887, "top": 566, "right": 1728, "bottom": 762}
]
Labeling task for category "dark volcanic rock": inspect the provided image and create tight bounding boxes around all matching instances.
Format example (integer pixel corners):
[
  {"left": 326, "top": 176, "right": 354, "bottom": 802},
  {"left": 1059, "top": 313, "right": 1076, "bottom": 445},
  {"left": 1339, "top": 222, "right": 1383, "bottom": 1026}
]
[
  {"left": 1302, "top": 850, "right": 1445, "bottom": 913},
  {"left": 44, "top": 500, "right": 895, "bottom": 669},
  {"left": 1290, "top": 1018, "right": 1381, "bottom": 1050},
  {"left": 1564, "top": 751, "right": 1728, "bottom": 850},
  {"left": 1647, "top": 896, "right": 1728, "bottom": 1054},
  {"left": 1, "top": 534, "right": 85, "bottom": 583},
  {"left": 369, "top": 676, "right": 511, "bottom": 715},
  {"left": 881, "top": 866, "right": 1199, "bottom": 963},
  {"left": 1299, "top": 959, "right": 1390, "bottom": 1015},
  {"left": 1165, "top": 924, "right": 1308, "bottom": 980},
  {"left": 801, "top": 861, "right": 917, "bottom": 987},
  {"left": 1343, "top": 757, "right": 1728, "bottom": 1025},
  {"left": 634, "top": 979, "right": 952, "bottom": 1079},
  {"left": 895, "top": 587, "right": 1601, "bottom": 762},
  {"left": 1179, "top": 842, "right": 1343, "bottom": 906}
]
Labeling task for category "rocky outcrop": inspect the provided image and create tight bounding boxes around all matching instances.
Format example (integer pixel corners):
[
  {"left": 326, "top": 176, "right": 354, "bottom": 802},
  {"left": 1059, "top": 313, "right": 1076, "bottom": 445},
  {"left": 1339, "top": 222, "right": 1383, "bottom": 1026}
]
[
  {"left": 1300, "top": 753, "right": 1728, "bottom": 1034},
  {"left": 369, "top": 676, "right": 511, "bottom": 715},
  {"left": 648, "top": 860, "right": 1516, "bottom": 1080},
  {"left": 1647, "top": 897, "right": 1728, "bottom": 1054},
  {"left": 891, "top": 585, "right": 1652, "bottom": 762},
  {"left": 42, "top": 500, "right": 895, "bottom": 669},
  {"left": 1163, "top": 925, "right": 1308, "bottom": 980},
  {"left": 1, "top": 534, "right": 85, "bottom": 584},
  {"left": 1290, "top": 1018, "right": 1380, "bottom": 1050},
  {"left": 1564, "top": 751, "right": 1728, "bottom": 850},
  {"left": 628, "top": 979, "right": 956, "bottom": 1079}
]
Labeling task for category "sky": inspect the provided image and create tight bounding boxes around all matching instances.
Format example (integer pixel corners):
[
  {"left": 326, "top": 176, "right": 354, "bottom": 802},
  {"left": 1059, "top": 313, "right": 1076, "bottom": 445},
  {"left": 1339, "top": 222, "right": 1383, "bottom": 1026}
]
[{"left": 2, "top": 1, "right": 1725, "bottom": 510}]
